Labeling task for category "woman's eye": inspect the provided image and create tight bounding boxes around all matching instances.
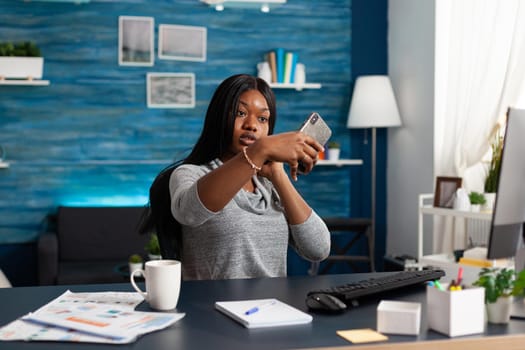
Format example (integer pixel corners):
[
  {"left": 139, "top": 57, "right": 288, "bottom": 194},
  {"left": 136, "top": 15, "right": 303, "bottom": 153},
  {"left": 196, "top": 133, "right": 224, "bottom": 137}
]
[
  {"left": 258, "top": 116, "right": 269, "bottom": 123},
  {"left": 237, "top": 110, "right": 247, "bottom": 117}
]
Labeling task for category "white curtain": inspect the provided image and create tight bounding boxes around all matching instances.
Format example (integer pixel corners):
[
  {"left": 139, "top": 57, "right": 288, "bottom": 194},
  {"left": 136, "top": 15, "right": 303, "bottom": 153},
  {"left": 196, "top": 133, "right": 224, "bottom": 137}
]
[{"left": 433, "top": 0, "right": 525, "bottom": 253}]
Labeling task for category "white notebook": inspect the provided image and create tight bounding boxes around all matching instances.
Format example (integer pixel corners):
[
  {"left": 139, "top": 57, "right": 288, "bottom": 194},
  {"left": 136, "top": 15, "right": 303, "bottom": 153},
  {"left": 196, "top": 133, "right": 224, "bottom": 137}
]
[{"left": 215, "top": 298, "right": 313, "bottom": 329}]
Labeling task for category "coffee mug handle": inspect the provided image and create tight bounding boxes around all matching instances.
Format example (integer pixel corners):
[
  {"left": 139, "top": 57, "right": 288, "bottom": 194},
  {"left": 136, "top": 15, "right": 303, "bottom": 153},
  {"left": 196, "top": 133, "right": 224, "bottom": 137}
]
[{"left": 130, "top": 269, "right": 148, "bottom": 300}]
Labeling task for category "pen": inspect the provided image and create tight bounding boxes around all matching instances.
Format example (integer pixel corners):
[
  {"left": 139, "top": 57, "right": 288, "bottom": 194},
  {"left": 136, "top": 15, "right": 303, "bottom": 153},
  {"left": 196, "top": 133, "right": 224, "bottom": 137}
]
[
  {"left": 434, "top": 280, "right": 445, "bottom": 291},
  {"left": 244, "top": 300, "right": 276, "bottom": 315},
  {"left": 456, "top": 267, "right": 463, "bottom": 287}
]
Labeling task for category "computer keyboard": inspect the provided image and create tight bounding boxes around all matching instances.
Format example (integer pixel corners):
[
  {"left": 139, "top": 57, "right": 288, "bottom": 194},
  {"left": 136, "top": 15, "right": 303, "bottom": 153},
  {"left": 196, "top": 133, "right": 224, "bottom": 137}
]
[{"left": 307, "top": 269, "right": 446, "bottom": 306}]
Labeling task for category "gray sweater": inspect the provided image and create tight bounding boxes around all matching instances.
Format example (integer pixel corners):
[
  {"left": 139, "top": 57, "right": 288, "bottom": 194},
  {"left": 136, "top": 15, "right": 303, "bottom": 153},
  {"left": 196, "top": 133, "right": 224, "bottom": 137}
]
[{"left": 169, "top": 159, "right": 330, "bottom": 280}]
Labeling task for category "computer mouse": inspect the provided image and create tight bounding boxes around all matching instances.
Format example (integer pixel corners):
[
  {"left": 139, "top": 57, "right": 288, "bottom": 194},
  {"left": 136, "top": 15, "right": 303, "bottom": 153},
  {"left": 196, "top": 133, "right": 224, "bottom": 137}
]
[{"left": 306, "top": 293, "right": 347, "bottom": 313}]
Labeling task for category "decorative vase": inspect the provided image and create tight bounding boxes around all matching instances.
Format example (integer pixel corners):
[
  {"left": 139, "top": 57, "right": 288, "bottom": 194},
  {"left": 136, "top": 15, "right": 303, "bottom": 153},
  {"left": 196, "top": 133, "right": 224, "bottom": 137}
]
[
  {"left": 128, "top": 262, "right": 143, "bottom": 276},
  {"left": 453, "top": 188, "right": 471, "bottom": 211},
  {"left": 0, "top": 57, "right": 44, "bottom": 80},
  {"left": 327, "top": 148, "right": 340, "bottom": 161},
  {"left": 148, "top": 253, "right": 162, "bottom": 261},
  {"left": 294, "top": 63, "right": 306, "bottom": 85},
  {"left": 486, "top": 296, "right": 512, "bottom": 324},
  {"left": 483, "top": 192, "right": 496, "bottom": 211},
  {"left": 257, "top": 61, "right": 272, "bottom": 84},
  {"left": 471, "top": 204, "right": 481, "bottom": 212}
]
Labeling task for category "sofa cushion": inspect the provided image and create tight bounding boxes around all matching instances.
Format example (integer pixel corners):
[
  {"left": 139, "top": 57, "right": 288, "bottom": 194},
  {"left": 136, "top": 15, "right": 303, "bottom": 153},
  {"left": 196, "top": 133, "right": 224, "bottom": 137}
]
[
  {"left": 57, "top": 261, "right": 129, "bottom": 285},
  {"left": 57, "top": 206, "right": 149, "bottom": 261}
]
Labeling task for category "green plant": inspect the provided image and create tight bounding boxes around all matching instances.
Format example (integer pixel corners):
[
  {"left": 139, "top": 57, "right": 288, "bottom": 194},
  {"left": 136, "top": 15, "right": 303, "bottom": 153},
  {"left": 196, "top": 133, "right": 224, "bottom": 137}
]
[
  {"left": 484, "top": 127, "right": 503, "bottom": 193},
  {"left": 469, "top": 191, "right": 486, "bottom": 205},
  {"left": 473, "top": 267, "right": 525, "bottom": 303},
  {"left": 145, "top": 233, "right": 161, "bottom": 256},
  {"left": 327, "top": 141, "right": 340, "bottom": 149},
  {"left": 0, "top": 41, "right": 41, "bottom": 57},
  {"left": 128, "top": 254, "right": 143, "bottom": 263}
]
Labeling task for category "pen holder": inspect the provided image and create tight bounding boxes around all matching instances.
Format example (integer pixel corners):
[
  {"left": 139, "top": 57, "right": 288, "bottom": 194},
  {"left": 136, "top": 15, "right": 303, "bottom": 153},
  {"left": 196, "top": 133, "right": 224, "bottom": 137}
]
[{"left": 426, "top": 284, "right": 485, "bottom": 337}]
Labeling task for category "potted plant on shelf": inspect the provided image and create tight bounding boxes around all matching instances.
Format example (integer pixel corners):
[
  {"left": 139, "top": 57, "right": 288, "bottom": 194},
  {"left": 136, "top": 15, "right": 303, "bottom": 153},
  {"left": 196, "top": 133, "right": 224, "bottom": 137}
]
[
  {"left": 484, "top": 125, "right": 503, "bottom": 210},
  {"left": 0, "top": 41, "right": 44, "bottom": 81},
  {"left": 128, "top": 254, "right": 143, "bottom": 276},
  {"left": 473, "top": 267, "right": 525, "bottom": 324},
  {"left": 327, "top": 141, "right": 340, "bottom": 161},
  {"left": 145, "top": 233, "right": 162, "bottom": 260},
  {"left": 468, "top": 191, "right": 486, "bottom": 212}
]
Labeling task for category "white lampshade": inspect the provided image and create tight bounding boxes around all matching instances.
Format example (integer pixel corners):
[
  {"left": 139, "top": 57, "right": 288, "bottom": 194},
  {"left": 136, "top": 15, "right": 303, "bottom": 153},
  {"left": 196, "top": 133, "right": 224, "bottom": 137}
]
[{"left": 347, "top": 75, "right": 402, "bottom": 128}]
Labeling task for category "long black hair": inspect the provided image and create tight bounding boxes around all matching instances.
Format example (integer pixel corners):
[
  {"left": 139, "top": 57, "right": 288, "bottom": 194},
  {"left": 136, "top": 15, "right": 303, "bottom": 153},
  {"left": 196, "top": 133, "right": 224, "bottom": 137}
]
[{"left": 139, "top": 74, "right": 277, "bottom": 260}]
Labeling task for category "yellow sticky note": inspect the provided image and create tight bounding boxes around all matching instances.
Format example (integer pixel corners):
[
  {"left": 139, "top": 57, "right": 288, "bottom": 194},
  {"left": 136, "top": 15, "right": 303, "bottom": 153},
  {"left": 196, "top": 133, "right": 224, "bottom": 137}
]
[{"left": 336, "top": 328, "right": 389, "bottom": 344}]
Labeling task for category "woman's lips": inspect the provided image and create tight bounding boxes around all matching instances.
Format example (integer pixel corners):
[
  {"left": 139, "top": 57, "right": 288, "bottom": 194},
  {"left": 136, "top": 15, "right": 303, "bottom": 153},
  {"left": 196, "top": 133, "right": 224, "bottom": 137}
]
[{"left": 240, "top": 134, "right": 256, "bottom": 146}]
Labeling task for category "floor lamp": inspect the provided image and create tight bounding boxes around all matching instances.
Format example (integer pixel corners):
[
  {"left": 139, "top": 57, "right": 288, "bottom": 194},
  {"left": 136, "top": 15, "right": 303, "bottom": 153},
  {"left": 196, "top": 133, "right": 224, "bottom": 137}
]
[{"left": 347, "top": 76, "right": 402, "bottom": 266}]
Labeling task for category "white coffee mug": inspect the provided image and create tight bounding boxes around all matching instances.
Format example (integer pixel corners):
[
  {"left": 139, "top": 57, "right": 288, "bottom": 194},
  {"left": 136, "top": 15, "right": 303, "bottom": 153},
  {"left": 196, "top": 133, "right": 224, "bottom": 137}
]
[{"left": 130, "top": 259, "right": 181, "bottom": 311}]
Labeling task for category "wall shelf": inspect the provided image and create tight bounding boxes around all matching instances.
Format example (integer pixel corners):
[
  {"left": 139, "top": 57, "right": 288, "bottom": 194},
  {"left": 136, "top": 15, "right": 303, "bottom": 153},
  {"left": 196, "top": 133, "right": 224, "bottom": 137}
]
[
  {"left": 201, "top": 0, "right": 286, "bottom": 12},
  {"left": 0, "top": 79, "right": 50, "bottom": 86},
  {"left": 23, "top": 0, "right": 90, "bottom": 3},
  {"left": 317, "top": 159, "right": 363, "bottom": 167},
  {"left": 269, "top": 82, "right": 321, "bottom": 91}
]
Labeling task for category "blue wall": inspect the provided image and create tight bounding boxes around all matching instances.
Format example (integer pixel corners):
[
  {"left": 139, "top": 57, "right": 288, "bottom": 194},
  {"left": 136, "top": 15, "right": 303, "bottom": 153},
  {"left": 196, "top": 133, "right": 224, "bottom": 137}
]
[{"left": 0, "top": 0, "right": 388, "bottom": 285}]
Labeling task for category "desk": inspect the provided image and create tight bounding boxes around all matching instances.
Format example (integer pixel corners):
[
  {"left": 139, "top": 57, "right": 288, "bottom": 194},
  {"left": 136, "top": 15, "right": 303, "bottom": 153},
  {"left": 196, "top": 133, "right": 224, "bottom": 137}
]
[{"left": 1, "top": 273, "right": 525, "bottom": 349}]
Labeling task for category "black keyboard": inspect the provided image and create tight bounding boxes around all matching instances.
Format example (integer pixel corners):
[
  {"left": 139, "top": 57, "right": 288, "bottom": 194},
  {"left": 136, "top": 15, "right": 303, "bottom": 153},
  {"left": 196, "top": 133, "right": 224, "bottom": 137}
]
[{"left": 307, "top": 269, "right": 446, "bottom": 305}]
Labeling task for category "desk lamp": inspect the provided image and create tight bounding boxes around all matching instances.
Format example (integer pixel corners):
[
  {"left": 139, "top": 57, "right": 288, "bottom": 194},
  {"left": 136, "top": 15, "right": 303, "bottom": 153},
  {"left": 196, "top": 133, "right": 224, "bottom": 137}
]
[{"left": 347, "top": 75, "right": 402, "bottom": 258}]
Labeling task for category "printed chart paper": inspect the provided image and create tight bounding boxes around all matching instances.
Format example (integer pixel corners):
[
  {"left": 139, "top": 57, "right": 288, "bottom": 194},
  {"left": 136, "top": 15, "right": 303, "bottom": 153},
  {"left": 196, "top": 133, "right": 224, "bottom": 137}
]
[{"left": 0, "top": 290, "right": 184, "bottom": 344}]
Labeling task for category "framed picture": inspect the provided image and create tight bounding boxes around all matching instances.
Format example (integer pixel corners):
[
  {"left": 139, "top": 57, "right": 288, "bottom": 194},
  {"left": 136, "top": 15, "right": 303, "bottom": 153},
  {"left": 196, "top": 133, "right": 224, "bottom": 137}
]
[
  {"left": 118, "top": 16, "right": 154, "bottom": 66},
  {"left": 147, "top": 73, "right": 195, "bottom": 108},
  {"left": 433, "top": 176, "right": 462, "bottom": 208},
  {"left": 158, "top": 24, "right": 207, "bottom": 62}
]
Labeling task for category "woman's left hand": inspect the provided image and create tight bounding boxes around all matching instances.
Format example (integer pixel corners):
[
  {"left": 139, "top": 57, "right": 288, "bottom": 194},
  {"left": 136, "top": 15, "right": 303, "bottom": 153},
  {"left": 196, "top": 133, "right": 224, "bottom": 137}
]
[{"left": 258, "top": 160, "right": 285, "bottom": 182}]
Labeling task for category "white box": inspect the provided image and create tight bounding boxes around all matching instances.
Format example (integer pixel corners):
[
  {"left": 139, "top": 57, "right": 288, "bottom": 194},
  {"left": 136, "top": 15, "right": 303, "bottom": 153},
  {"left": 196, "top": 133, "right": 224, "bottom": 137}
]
[
  {"left": 377, "top": 300, "right": 421, "bottom": 335},
  {"left": 426, "top": 285, "right": 485, "bottom": 337}
]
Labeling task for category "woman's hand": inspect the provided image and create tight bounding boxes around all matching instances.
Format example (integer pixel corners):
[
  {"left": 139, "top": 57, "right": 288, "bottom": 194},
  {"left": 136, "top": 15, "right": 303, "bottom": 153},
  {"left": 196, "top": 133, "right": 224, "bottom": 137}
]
[{"left": 254, "top": 131, "right": 324, "bottom": 181}]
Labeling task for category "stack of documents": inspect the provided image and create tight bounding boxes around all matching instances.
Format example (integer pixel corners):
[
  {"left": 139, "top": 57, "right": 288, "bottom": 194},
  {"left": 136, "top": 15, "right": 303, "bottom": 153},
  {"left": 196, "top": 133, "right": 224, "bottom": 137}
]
[{"left": 0, "top": 290, "right": 185, "bottom": 344}]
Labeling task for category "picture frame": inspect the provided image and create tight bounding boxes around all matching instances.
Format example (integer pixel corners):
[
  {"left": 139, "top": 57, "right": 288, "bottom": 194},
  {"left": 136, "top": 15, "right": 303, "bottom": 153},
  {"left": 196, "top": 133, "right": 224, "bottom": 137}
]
[
  {"left": 158, "top": 24, "right": 207, "bottom": 62},
  {"left": 147, "top": 73, "right": 195, "bottom": 108},
  {"left": 118, "top": 16, "right": 154, "bottom": 66},
  {"left": 433, "top": 176, "right": 463, "bottom": 208}
]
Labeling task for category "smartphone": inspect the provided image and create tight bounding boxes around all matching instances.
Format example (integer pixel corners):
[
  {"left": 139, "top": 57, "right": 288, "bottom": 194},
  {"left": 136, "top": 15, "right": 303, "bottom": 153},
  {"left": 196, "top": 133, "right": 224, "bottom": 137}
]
[
  {"left": 298, "top": 112, "right": 332, "bottom": 172},
  {"left": 299, "top": 112, "right": 332, "bottom": 146}
]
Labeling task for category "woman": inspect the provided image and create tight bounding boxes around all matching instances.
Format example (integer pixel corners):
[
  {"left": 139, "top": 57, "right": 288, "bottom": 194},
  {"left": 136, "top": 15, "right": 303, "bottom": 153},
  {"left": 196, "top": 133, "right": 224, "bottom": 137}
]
[{"left": 141, "top": 74, "right": 330, "bottom": 280}]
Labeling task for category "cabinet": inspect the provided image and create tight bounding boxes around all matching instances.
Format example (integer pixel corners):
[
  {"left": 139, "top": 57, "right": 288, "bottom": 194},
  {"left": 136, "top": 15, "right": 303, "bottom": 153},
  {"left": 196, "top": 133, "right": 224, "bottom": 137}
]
[
  {"left": 418, "top": 193, "right": 492, "bottom": 260},
  {"left": 417, "top": 193, "right": 505, "bottom": 284}
]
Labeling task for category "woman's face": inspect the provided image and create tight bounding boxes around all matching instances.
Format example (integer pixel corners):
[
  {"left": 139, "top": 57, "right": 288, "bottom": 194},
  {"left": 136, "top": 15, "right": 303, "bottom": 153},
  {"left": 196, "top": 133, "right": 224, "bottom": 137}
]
[{"left": 227, "top": 89, "right": 271, "bottom": 157}]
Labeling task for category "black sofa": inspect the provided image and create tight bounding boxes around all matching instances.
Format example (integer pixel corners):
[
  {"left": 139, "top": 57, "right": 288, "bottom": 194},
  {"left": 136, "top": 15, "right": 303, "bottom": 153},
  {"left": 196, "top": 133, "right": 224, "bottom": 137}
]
[{"left": 37, "top": 206, "right": 150, "bottom": 285}]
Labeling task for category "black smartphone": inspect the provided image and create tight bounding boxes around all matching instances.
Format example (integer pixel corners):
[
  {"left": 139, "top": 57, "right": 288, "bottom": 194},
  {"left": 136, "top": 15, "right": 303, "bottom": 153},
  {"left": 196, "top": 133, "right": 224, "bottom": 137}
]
[{"left": 298, "top": 112, "right": 332, "bottom": 172}]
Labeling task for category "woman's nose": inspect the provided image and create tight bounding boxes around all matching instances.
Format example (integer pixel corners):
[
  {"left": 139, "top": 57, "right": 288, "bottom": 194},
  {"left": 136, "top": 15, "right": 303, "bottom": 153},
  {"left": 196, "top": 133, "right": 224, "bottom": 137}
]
[{"left": 242, "top": 114, "right": 258, "bottom": 130}]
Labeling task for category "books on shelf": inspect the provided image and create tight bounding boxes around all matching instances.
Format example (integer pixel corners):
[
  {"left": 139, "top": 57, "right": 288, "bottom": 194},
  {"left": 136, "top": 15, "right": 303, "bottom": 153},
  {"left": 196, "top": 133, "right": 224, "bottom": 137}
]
[
  {"left": 264, "top": 48, "right": 300, "bottom": 84},
  {"left": 267, "top": 51, "right": 277, "bottom": 83}
]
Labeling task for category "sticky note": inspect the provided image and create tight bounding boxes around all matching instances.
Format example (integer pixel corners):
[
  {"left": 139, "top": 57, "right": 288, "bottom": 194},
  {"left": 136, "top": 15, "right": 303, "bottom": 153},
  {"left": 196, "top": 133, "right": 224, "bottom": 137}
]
[{"left": 336, "top": 328, "right": 388, "bottom": 344}]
